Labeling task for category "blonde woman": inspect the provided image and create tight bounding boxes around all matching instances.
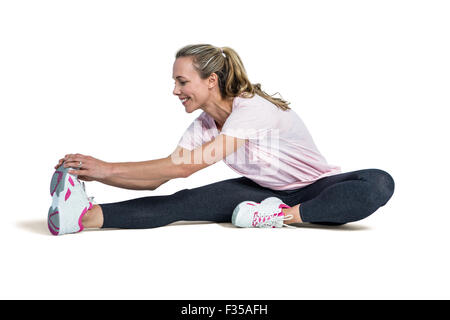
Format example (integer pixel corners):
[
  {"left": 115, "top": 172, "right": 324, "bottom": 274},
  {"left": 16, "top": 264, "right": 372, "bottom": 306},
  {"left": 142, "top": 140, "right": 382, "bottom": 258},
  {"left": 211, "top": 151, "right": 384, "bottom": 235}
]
[{"left": 48, "top": 44, "right": 395, "bottom": 235}]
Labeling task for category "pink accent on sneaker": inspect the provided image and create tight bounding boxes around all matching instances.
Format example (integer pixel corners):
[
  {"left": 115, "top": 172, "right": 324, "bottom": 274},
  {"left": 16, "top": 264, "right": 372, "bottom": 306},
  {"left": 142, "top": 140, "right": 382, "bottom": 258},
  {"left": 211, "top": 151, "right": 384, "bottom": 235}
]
[
  {"left": 246, "top": 202, "right": 256, "bottom": 206},
  {"left": 68, "top": 176, "right": 74, "bottom": 186},
  {"left": 278, "top": 203, "right": 291, "bottom": 216},
  {"left": 78, "top": 207, "right": 88, "bottom": 232},
  {"left": 88, "top": 202, "right": 93, "bottom": 210},
  {"left": 48, "top": 224, "right": 59, "bottom": 235},
  {"left": 251, "top": 202, "right": 291, "bottom": 227},
  {"left": 48, "top": 210, "right": 59, "bottom": 235},
  {"left": 65, "top": 188, "right": 71, "bottom": 201},
  {"left": 50, "top": 171, "right": 63, "bottom": 196},
  {"left": 252, "top": 211, "right": 259, "bottom": 227}
]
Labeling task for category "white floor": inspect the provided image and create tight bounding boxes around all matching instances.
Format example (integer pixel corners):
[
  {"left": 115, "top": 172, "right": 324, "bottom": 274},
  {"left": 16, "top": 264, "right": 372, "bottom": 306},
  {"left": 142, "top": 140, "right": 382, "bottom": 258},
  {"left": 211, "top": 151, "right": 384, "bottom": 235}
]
[{"left": 4, "top": 161, "right": 450, "bottom": 299}]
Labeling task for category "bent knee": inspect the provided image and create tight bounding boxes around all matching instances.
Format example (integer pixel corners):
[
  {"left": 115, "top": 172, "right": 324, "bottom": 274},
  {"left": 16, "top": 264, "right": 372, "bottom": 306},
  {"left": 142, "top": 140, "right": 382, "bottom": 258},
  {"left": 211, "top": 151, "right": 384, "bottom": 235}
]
[{"left": 371, "top": 169, "right": 395, "bottom": 206}]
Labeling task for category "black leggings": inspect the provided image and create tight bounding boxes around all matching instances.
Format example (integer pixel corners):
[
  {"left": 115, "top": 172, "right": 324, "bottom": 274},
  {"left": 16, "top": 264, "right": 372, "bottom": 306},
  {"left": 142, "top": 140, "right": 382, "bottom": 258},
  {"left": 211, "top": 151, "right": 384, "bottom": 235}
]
[{"left": 99, "top": 168, "right": 395, "bottom": 228}]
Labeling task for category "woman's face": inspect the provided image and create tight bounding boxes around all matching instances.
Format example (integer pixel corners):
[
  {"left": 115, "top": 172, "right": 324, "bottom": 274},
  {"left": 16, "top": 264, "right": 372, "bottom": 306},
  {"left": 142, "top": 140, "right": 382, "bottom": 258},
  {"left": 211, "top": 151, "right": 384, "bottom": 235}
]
[{"left": 172, "top": 57, "right": 212, "bottom": 113}]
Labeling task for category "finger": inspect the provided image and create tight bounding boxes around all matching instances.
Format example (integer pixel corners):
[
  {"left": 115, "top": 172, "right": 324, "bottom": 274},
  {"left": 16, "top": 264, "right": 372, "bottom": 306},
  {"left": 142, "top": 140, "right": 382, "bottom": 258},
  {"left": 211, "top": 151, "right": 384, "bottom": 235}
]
[
  {"left": 63, "top": 156, "right": 86, "bottom": 166},
  {"left": 68, "top": 169, "right": 78, "bottom": 175},
  {"left": 54, "top": 158, "right": 65, "bottom": 169},
  {"left": 64, "top": 161, "right": 88, "bottom": 169},
  {"left": 68, "top": 169, "right": 89, "bottom": 176},
  {"left": 64, "top": 154, "right": 84, "bottom": 161},
  {"left": 70, "top": 153, "right": 85, "bottom": 159},
  {"left": 78, "top": 175, "right": 93, "bottom": 182}
]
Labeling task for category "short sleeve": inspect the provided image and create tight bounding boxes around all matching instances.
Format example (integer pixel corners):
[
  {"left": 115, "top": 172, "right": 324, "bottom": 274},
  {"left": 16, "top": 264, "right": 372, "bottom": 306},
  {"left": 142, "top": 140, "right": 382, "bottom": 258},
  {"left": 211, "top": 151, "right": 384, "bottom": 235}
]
[
  {"left": 177, "top": 112, "right": 214, "bottom": 151},
  {"left": 221, "top": 101, "right": 279, "bottom": 140}
]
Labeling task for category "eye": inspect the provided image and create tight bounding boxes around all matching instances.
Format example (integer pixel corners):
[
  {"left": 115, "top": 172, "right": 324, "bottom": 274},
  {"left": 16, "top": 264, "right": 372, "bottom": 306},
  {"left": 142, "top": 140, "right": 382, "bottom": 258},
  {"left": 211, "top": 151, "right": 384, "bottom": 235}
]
[{"left": 180, "top": 81, "right": 186, "bottom": 85}]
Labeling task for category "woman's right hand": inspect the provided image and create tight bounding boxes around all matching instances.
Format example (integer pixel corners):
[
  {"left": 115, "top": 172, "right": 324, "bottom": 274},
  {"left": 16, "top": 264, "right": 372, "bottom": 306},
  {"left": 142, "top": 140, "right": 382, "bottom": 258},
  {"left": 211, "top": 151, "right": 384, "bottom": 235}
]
[{"left": 53, "top": 156, "right": 95, "bottom": 181}]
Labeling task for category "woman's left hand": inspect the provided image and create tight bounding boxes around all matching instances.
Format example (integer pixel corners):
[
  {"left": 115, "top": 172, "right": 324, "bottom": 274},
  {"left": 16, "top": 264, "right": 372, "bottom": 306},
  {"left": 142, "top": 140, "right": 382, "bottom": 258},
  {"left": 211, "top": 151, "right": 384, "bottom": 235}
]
[{"left": 62, "top": 153, "right": 112, "bottom": 181}]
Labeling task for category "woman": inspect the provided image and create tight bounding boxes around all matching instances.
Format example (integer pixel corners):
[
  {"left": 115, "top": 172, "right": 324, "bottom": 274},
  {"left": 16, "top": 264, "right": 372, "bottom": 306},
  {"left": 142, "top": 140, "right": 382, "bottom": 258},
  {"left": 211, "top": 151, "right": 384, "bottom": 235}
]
[{"left": 48, "top": 44, "right": 395, "bottom": 235}]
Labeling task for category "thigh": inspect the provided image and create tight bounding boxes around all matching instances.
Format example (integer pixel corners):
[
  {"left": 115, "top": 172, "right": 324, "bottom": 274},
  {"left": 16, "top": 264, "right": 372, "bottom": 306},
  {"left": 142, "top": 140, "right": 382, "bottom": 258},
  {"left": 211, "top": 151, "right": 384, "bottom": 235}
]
[
  {"left": 277, "top": 168, "right": 392, "bottom": 207},
  {"left": 173, "top": 169, "right": 388, "bottom": 218}
]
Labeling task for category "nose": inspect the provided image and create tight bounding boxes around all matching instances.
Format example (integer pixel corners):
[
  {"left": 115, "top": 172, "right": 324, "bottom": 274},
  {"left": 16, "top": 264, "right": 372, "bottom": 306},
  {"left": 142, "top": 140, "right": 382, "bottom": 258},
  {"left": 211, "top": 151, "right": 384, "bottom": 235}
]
[{"left": 173, "top": 84, "right": 181, "bottom": 96}]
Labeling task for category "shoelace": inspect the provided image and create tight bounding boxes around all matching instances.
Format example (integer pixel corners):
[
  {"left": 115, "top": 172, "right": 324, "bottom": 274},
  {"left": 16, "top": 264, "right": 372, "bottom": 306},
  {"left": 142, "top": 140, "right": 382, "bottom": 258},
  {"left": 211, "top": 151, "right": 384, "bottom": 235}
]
[
  {"left": 258, "top": 214, "right": 296, "bottom": 228},
  {"left": 81, "top": 181, "right": 97, "bottom": 205},
  {"left": 253, "top": 207, "right": 296, "bottom": 229}
]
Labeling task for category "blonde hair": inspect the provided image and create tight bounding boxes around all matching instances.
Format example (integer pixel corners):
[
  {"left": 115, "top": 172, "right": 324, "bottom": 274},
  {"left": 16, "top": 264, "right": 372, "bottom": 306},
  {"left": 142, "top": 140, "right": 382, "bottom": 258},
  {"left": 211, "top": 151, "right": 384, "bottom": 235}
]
[{"left": 175, "top": 44, "right": 291, "bottom": 111}]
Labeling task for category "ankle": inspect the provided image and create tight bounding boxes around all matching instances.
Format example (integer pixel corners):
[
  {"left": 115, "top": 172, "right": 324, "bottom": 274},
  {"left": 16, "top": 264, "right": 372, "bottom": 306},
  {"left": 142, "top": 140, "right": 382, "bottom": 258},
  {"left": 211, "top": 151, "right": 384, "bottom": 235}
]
[
  {"left": 282, "top": 204, "right": 303, "bottom": 224},
  {"left": 82, "top": 204, "right": 104, "bottom": 228}
]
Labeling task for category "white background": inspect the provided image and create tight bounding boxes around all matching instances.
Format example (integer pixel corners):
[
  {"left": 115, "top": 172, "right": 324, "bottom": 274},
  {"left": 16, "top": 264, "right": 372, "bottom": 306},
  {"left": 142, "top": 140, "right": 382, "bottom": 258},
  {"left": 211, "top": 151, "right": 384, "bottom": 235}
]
[{"left": 1, "top": 0, "right": 449, "bottom": 299}]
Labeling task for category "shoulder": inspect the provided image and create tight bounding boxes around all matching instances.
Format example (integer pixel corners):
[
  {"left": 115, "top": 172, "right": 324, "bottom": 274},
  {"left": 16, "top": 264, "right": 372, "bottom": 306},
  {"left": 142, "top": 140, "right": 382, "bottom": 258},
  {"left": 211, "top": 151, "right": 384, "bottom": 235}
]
[
  {"left": 229, "top": 94, "right": 282, "bottom": 121},
  {"left": 233, "top": 93, "right": 263, "bottom": 108},
  {"left": 233, "top": 93, "right": 278, "bottom": 113},
  {"left": 222, "top": 94, "right": 283, "bottom": 138}
]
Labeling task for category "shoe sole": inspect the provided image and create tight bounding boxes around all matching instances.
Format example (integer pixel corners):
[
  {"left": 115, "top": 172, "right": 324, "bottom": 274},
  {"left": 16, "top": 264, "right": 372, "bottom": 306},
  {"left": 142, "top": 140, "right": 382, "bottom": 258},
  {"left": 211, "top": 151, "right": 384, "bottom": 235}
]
[
  {"left": 47, "top": 206, "right": 60, "bottom": 236},
  {"left": 48, "top": 164, "right": 91, "bottom": 235}
]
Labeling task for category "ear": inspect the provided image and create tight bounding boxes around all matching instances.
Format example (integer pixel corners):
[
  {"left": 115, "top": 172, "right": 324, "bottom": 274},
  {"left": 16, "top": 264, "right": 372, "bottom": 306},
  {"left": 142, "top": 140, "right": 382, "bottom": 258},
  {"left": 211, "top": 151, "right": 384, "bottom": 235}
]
[{"left": 208, "top": 73, "right": 219, "bottom": 88}]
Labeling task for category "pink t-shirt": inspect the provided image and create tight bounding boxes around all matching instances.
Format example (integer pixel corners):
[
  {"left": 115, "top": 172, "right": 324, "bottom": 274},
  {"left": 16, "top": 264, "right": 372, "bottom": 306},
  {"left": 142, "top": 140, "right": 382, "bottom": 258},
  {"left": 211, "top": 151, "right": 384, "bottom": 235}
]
[{"left": 177, "top": 93, "right": 342, "bottom": 190}]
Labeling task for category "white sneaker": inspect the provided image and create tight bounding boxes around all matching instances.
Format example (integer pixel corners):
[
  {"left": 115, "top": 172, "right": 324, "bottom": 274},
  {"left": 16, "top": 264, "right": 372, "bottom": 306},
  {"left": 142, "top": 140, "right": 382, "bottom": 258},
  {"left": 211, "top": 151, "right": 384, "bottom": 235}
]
[
  {"left": 231, "top": 197, "right": 295, "bottom": 228},
  {"left": 48, "top": 163, "right": 95, "bottom": 235}
]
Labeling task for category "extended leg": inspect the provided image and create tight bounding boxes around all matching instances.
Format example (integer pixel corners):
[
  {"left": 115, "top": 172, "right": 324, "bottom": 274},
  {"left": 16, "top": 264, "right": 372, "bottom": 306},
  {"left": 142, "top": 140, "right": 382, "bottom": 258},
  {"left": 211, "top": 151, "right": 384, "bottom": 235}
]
[{"left": 97, "top": 177, "right": 290, "bottom": 229}]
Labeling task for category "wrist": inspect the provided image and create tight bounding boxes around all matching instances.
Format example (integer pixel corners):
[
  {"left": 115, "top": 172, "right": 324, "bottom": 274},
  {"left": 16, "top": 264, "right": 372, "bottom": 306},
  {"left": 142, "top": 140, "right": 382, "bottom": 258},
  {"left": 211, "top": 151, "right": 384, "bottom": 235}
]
[{"left": 105, "top": 162, "right": 117, "bottom": 179}]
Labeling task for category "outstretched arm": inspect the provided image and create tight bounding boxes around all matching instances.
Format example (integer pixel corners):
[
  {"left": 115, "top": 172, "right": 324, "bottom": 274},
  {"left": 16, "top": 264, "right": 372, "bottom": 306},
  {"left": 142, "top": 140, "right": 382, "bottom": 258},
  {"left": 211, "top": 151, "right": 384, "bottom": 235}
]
[
  {"left": 102, "top": 134, "right": 246, "bottom": 180},
  {"left": 60, "top": 134, "right": 246, "bottom": 189},
  {"left": 55, "top": 155, "right": 173, "bottom": 191}
]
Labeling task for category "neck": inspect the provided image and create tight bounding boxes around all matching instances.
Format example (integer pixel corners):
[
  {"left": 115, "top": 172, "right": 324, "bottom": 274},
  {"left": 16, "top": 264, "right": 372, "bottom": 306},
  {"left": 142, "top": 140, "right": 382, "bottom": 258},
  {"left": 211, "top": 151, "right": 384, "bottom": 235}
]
[{"left": 202, "top": 96, "right": 234, "bottom": 129}]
